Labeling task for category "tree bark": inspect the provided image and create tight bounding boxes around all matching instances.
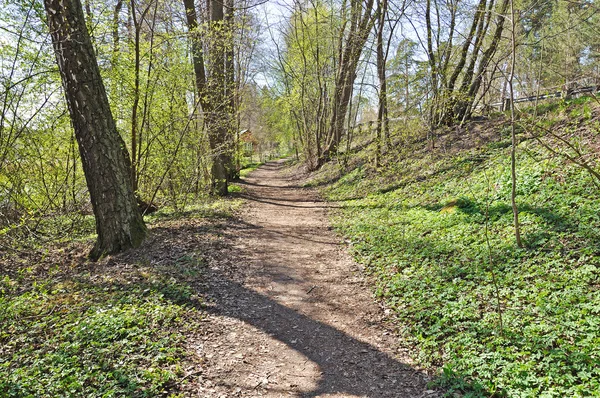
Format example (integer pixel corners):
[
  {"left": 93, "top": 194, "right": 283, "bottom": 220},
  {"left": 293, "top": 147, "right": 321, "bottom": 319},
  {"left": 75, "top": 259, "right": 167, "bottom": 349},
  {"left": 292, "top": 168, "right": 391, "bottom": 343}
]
[
  {"left": 130, "top": 0, "right": 141, "bottom": 192},
  {"left": 44, "top": 0, "right": 147, "bottom": 260},
  {"left": 183, "top": 0, "right": 230, "bottom": 196},
  {"left": 225, "top": 0, "right": 238, "bottom": 180},
  {"left": 112, "top": 0, "right": 123, "bottom": 54},
  {"left": 321, "top": 0, "right": 375, "bottom": 165},
  {"left": 207, "top": 0, "right": 230, "bottom": 195}
]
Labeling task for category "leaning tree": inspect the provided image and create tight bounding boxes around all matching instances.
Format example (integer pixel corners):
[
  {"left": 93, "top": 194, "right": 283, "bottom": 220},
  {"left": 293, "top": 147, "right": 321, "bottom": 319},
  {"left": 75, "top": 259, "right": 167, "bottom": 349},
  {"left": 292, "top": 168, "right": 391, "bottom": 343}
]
[{"left": 44, "top": 0, "right": 147, "bottom": 260}]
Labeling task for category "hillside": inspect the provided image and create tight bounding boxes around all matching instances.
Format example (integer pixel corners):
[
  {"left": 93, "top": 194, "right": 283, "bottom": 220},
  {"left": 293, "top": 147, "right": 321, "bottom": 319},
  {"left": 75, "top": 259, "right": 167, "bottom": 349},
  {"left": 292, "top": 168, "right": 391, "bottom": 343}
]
[{"left": 309, "top": 97, "right": 600, "bottom": 397}]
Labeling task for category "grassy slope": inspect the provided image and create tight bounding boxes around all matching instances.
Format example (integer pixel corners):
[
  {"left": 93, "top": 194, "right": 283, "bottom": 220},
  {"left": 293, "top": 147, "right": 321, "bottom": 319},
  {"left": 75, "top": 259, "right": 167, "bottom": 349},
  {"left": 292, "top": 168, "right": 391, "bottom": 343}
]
[{"left": 311, "top": 98, "right": 600, "bottom": 397}]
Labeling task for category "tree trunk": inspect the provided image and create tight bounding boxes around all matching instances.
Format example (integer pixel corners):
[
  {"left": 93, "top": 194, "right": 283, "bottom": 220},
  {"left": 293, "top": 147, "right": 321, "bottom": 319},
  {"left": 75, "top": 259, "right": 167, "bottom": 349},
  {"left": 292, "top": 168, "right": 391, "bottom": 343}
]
[
  {"left": 225, "top": 0, "right": 238, "bottom": 180},
  {"left": 375, "top": 0, "right": 389, "bottom": 166},
  {"left": 130, "top": 0, "right": 141, "bottom": 192},
  {"left": 428, "top": 0, "right": 509, "bottom": 126},
  {"left": 183, "top": 0, "right": 231, "bottom": 196},
  {"left": 112, "top": 0, "right": 123, "bottom": 54},
  {"left": 44, "top": 0, "right": 147, "bottom": 260},
  {"left": 509, "top": 0, "right": 522, "bottom": 247},
  {"left": 321, "top": 0, "right": 375, "bottom": 165},
  {"left": 208, "top": 0, "right": 230, "bottom": 195}
]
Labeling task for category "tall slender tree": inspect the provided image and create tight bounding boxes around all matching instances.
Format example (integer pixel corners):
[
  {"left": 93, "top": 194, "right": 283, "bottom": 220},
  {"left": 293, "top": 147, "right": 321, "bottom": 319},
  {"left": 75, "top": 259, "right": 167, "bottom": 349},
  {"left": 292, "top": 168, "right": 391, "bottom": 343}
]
[
  {"left": 44, "top": 0, "right": 147, "bottom": 260},
  {"left": 375, "top": 0, "right": 389, "bottom": 167},
  {"left": 183, "top": 0, "right": 233, "bottom": 196},
  {"left": 509, "top": 0, "right": 522, "bottom": 248}
]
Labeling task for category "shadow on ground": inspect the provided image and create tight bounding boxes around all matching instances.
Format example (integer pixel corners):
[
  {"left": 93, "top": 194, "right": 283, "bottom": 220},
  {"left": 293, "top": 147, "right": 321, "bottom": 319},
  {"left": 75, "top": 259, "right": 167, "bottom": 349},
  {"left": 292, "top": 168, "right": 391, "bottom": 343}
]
[
  {"left": 78, "top": 217, "right": 435, "bottom": 397},
  {"left": 203, "top": 267, "right": 422, "bottom": 397}
]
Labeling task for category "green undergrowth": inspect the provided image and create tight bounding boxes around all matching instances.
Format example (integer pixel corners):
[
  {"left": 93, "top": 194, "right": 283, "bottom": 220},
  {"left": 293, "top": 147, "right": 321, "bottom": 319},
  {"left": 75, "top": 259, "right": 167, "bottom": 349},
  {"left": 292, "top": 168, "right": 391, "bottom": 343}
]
[
  {"left": 239, "top": 161, "right": 263, "bottom": 178},
  {"left": 319, "top": 102, "right": 600, "bottom": 397},
  {"left": 145, "top": 197, "right": 243, "bottom": 222},
  {"left": 0, "top": 198, "right": 234, "bottom": 396},
  {"left": 0, "top": 197, "right": 241, "bottom": 252},
  {"left": 0, "top": 267, "right": 203, "bottom": 397},
  {"left": 228, "top": 183, "right": 243, "bottom": 193}
]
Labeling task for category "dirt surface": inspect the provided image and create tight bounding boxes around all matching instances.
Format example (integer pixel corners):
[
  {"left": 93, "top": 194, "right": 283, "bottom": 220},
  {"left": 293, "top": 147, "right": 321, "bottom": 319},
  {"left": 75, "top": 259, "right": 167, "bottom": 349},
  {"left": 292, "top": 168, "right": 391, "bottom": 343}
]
[{"left": 185, "top": 160, "right": 436, "bottom": 397}]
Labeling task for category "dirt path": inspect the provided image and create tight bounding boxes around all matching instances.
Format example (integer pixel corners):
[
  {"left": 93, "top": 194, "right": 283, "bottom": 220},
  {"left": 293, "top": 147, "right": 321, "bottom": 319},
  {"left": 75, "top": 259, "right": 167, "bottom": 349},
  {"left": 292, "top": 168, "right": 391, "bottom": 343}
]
[{"left": 186, "top": 160, "right": 434, "bottom": 397}]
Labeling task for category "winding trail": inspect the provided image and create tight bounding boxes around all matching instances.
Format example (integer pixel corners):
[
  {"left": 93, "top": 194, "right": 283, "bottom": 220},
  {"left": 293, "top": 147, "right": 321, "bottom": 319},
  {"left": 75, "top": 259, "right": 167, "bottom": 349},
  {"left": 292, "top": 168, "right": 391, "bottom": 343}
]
[{"left": 187, "top": 160, "right": 433, "bottom": 397}]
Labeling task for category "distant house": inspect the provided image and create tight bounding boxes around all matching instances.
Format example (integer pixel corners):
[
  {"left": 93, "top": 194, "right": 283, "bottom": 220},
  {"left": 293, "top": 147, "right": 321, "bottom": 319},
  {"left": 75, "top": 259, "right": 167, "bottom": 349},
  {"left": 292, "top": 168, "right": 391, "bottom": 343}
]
[{"left": 239, "top": 129, "right": 258, "bottom": 156}]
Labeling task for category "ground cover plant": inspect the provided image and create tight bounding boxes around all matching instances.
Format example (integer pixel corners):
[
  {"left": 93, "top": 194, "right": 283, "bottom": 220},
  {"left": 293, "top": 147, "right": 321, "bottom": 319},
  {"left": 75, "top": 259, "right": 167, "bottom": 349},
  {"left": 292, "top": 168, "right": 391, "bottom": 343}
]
[
  {"left": 317, "top": 100, "right": 600, "bottom": 397},
  {"left": 1, "top": 271, "right": 194, "bottom": 397},
  {"left": 0, "top": 195, "right": 243, "bottom": 397},
  {"left": 238, "top": 161, "right": 264, "bottom": 179}
]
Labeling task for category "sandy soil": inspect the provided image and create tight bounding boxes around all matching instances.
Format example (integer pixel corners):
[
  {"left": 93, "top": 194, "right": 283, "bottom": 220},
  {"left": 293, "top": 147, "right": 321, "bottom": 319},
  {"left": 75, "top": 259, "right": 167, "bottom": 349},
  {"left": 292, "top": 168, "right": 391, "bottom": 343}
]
[{"left": 184, "top": 160, "right": 437, "bottom": 397}]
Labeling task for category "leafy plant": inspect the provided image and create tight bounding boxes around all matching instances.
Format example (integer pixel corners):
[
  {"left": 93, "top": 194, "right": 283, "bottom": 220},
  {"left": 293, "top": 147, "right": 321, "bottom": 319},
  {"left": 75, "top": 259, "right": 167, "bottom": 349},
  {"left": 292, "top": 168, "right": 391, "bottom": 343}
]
[{"left": 319, "top": 105, "right": 600, "bottom": 397}]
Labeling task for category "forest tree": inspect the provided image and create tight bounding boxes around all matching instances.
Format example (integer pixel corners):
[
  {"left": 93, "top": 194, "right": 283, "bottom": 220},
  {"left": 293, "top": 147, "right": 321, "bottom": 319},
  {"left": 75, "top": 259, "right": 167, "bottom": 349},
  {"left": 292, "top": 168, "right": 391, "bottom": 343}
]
[{"left": 44, "top": 0, "right": 147, "bottom": 259}]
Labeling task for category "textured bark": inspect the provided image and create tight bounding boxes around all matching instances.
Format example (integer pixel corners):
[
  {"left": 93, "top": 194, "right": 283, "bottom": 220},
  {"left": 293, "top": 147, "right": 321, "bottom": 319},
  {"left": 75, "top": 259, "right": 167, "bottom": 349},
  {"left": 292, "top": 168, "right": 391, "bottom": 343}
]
[
  {"left": 183, "top": 0, "right": 230, "bottom": 196},
  {"left": 321, "top": 0, "right": 375, "bottom": 164},
  {"left": 44, "top": 0, "right": 147, "bottom": 260}
]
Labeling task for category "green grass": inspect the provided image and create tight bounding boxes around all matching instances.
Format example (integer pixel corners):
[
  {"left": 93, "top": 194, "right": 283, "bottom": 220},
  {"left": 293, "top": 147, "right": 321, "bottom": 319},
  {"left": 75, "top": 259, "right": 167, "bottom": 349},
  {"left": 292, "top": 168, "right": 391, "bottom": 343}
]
[
  {"left": 239, "top": 161, "right": 263, "bottom": 178},
  {"left": 320, "top": 106, "right": 600, "bottom": 397}
]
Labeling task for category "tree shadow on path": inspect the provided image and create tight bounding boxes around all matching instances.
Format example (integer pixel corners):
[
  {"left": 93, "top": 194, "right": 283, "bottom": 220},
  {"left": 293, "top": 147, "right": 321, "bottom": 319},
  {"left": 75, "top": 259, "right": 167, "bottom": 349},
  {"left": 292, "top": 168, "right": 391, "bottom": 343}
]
[
  {"left": 202, "top": 267, "right": 430, "bottom": 397},
  {"left": 202, "top": 160, "right": 434, "bottom": 396},
  {"left": 87, "top": 217, "right": 435, "bottom": 397}
]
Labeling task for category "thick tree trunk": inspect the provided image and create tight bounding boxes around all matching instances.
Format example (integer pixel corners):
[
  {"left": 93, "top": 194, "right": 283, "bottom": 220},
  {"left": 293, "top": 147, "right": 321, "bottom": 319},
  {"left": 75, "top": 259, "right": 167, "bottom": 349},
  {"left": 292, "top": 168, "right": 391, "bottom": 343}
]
[
  {"left": 44, "top": 0, "right": 147, "bottom": 260},
  {"left": 183, "top": 0, "right": 231, "bottom": 196},
  {"left": 321, "top": 0, "right": 375, "bottom": 165}
]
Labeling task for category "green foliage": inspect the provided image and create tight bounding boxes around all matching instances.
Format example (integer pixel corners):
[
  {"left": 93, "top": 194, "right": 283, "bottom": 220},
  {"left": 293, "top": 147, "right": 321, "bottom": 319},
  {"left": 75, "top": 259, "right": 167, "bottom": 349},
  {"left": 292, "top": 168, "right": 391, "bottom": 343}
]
[
  {"left": 238, "top": 161, "right": 263, "bottom": 178},
  {"left": 0, "top": 272, "right": 200, "bottom": 397},
  {"left": 0, "top": 188, "right": 243, "bottom": 396},
  {"left": 0, "top": 0, "right": 213, "bottom": 234},
  {"left": 145, "top": 197, "right": 243, "bottom": 222},
  {"left": 228, "top": 183, "right": 243, "bottom": 193},
  {"left": 518, "top": 0, "right": 599, "bottom": 91},
  {"left": 269, "top": 1, "right": 340, "bottom": 166},
  {"left": 320, "top": 108, "right": 600, "bottom": 396}
]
